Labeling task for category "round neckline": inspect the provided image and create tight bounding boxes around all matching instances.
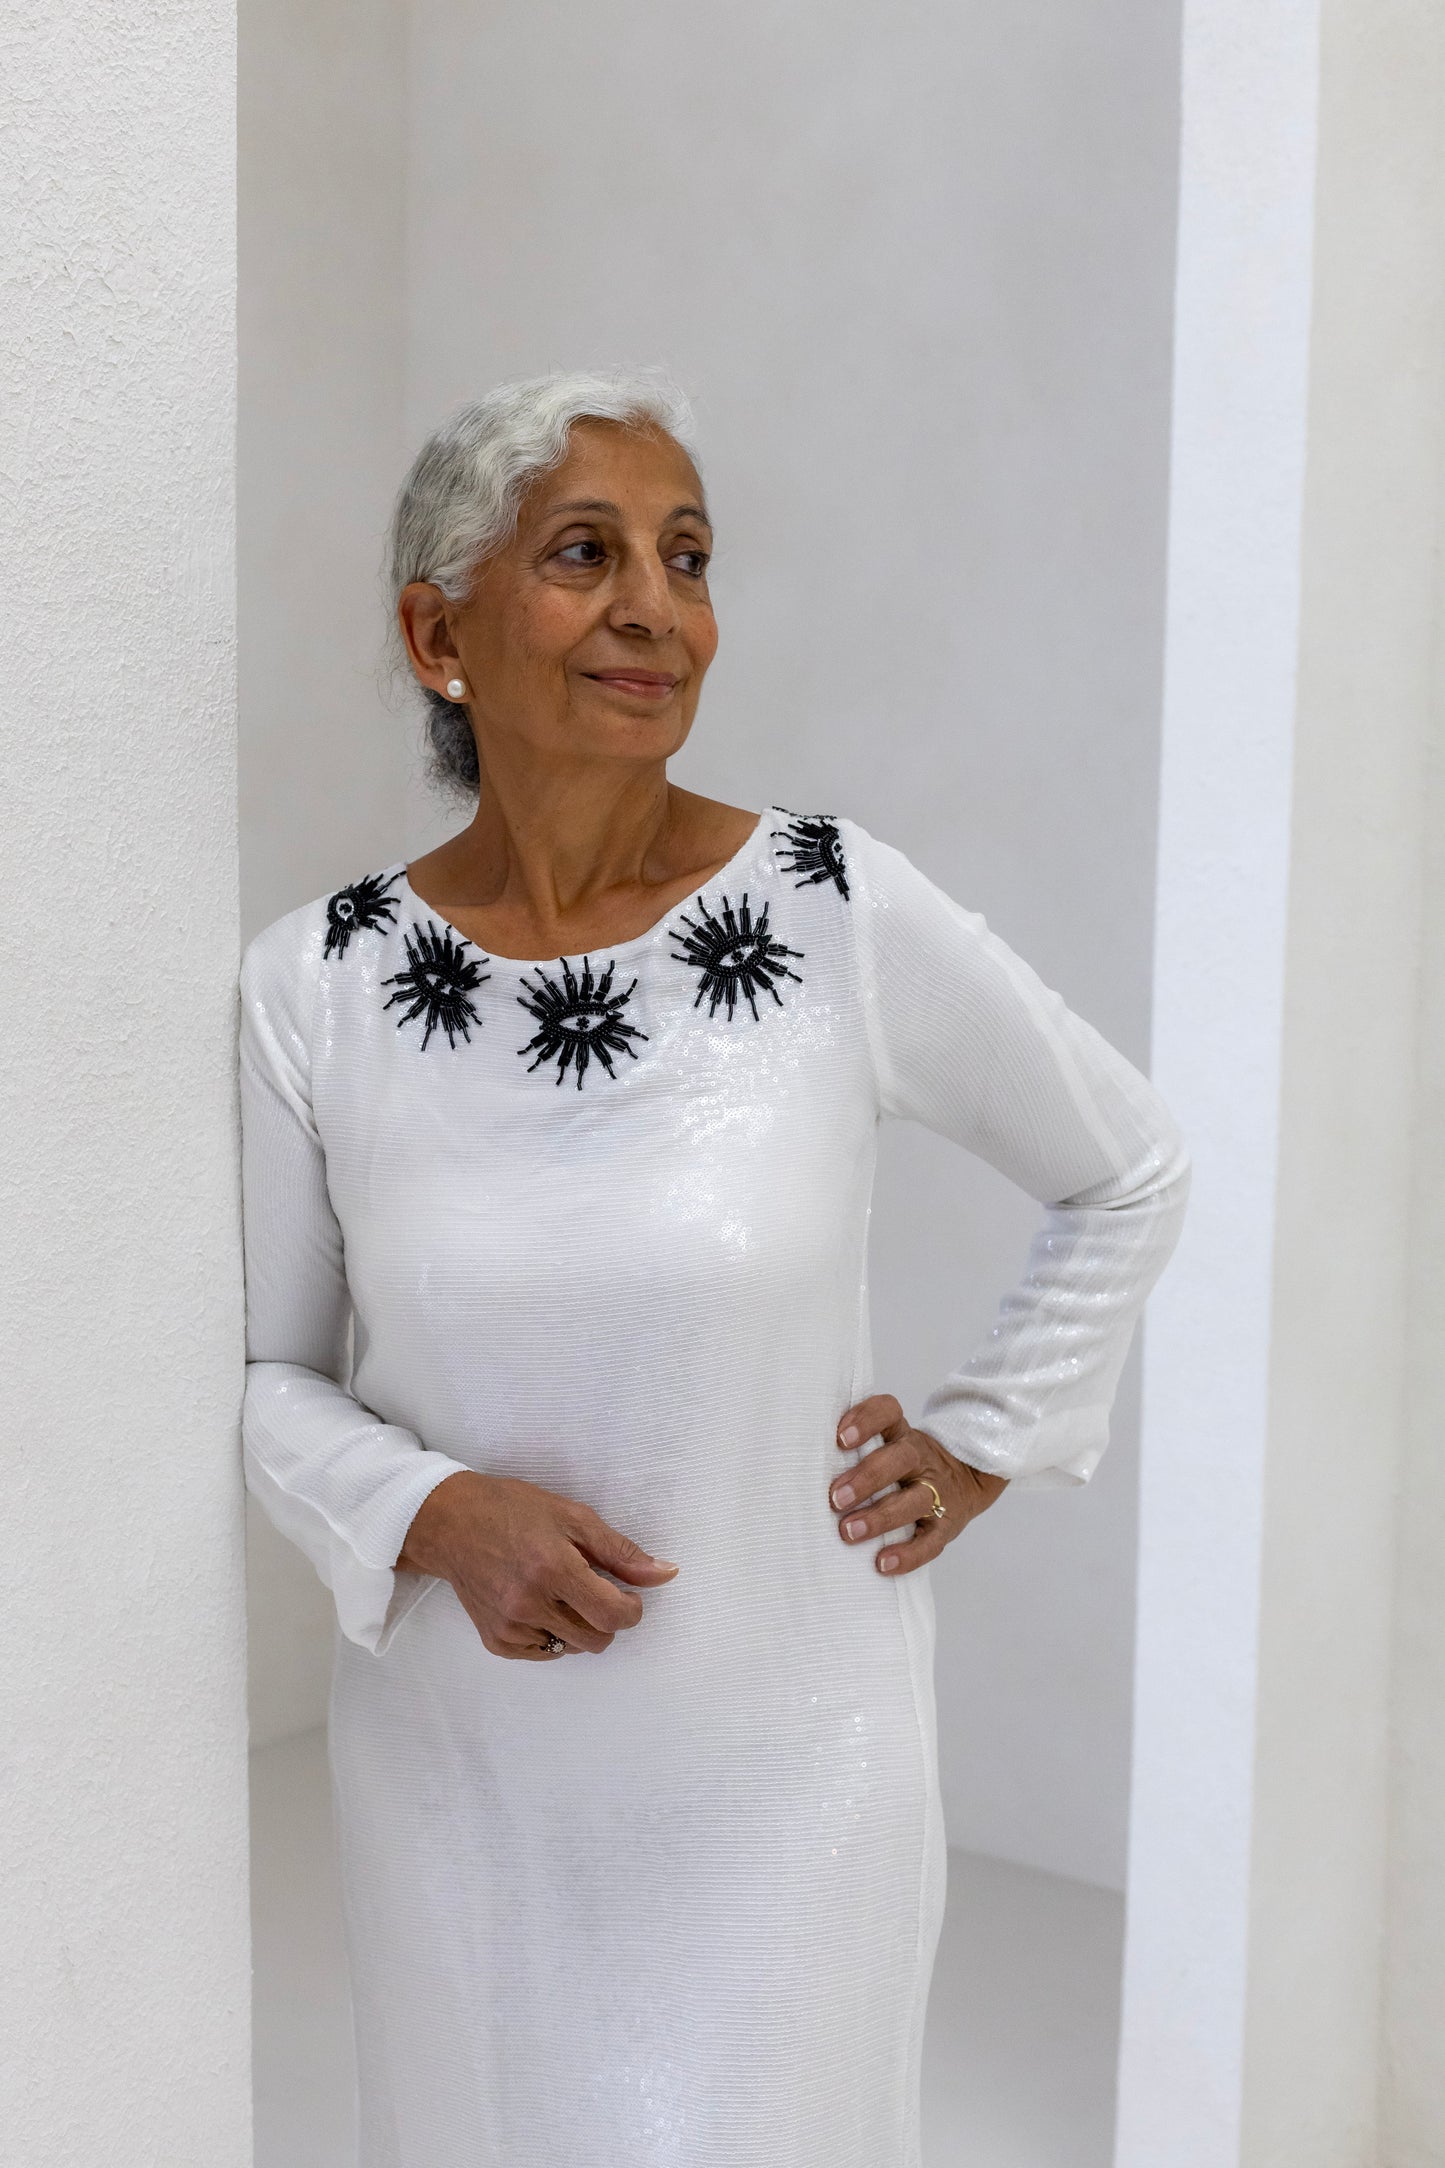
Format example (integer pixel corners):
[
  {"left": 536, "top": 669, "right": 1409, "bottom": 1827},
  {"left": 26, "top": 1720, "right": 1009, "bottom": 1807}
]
[{"left": 394, "top": 805, "right": 781, "bottom": 967}]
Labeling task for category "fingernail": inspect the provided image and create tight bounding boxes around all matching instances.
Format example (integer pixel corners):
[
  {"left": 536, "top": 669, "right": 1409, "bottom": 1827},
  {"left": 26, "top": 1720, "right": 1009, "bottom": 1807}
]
[
  {"left": 650, "top": 1558, "right": 679, "bottom": 1571},
  {"left": 879, "top": 1553, "right": 898, "bottom": 1572},
  {"left": 844, "top": 1517, "right": 867, "bottom": 1541},
  {"left": 838, "top": 1425, "right": 859, "bottom": 1448},
  {"left": 832, "top": 1483, "right": 855, "bottom": 1509}
]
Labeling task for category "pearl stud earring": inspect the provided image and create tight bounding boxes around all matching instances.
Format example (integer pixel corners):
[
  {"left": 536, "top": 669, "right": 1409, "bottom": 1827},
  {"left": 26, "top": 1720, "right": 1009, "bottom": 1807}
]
[{"left": 446, "top": 678, "right": 467, "bottom": 700}]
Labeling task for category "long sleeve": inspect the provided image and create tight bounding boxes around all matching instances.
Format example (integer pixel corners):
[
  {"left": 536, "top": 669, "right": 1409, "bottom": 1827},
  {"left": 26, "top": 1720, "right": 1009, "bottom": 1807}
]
[
  {"left": 849, "top": 825, "right": 1190, "bottom": 1488},
  {"left": 239, "top": 917, "right": 472, "bottom": 1654}
]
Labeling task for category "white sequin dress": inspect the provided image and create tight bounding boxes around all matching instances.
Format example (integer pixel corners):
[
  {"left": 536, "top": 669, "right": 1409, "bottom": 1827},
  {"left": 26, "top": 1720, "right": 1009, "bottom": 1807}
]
[{"left": 239, "top": 806, "right": 1188, "bottom": 2168}]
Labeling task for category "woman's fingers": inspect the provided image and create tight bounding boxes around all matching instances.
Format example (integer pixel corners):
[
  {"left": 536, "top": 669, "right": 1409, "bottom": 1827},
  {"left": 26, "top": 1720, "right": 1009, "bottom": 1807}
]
[
  {"left": 416, "top": 1472, "right": 675, "bottom": 1661},
  {"left": 876, "top": 1516, "right": 952, "bottom": 1576},
  {"left": 494, "top": 1634, "right": 557, "bottom": 1661},
  {"left": 452, "top": 1552, "right": 625, "bottom": 1657},
  {"left": 532, "top": 1593, "right": 616, "bottom": 1656},
  {"left": 829, "top": 1435, "right": 920, "bottom": 1513},
  {"left": 567, "top": 1503, "right": 680, "bottom": 1586},
  {"left": 833, "top": 1396, "right": 918, "bottom": 1514},
  {"left": 466, "top": 1596, "right": 611, "bottom": 1661},
  {"left": 832, "top": 1395, "right": 1009, "bottom": 1576},
  {"left": 480, "top": 1562, "right": 631, "bottom": 1654},
  {"left": 458, "top": 1603, "right": 554, "bottom": 1661},
  {"left": 553, "top": 1544, "right": 649, "bottom": 1635},
  {"left": 836, "top": 1393, "right": 908, "bottom": 1452},
  {"left": 835, "top": 1479, "right": 943, "bottom": 1549}
]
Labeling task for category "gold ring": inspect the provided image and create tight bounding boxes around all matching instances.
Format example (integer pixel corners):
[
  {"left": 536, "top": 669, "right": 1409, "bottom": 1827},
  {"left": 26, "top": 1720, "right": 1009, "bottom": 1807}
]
[{"left": 919, "top": 1479, "right": 946, "bottom": 1521}]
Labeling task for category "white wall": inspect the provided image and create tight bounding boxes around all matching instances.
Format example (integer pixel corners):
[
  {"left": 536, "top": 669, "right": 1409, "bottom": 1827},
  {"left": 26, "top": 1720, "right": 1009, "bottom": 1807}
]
[
  {"left": 0, "top": 3, "right": 252, "bottom": 2162},
  {"left": 403, "top": 0, "right": 1180, "bottom": 1893}
]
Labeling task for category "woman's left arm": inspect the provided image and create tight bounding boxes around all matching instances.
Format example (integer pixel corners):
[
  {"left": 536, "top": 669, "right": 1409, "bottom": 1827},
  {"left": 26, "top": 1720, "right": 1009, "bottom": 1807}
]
[{"left": 832, "top": 822, "right": 1191, "bottom": 1573}]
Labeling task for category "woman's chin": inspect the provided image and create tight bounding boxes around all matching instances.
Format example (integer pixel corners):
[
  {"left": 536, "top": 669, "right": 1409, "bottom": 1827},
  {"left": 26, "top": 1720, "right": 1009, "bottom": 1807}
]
[{"left": 566, "top": 694, "right": 692, "bottom": 758}]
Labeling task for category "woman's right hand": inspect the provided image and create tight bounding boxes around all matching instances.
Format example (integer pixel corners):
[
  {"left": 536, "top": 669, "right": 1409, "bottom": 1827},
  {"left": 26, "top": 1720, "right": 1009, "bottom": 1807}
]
[{"left": 396, "top": 1470, "right": 680, "bottom": 1659}]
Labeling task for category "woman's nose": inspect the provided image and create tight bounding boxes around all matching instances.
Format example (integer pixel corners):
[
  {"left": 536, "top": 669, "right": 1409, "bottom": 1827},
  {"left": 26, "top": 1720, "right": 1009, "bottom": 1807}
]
[{"left": 610, "top": 556, "right": 677, "bottom": 636}]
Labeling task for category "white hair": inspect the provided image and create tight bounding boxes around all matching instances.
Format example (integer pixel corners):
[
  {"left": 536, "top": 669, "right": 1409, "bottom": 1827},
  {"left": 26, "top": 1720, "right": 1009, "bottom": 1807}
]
[{"left": 385, "top": 365, "right": 701, "bottom": 796}]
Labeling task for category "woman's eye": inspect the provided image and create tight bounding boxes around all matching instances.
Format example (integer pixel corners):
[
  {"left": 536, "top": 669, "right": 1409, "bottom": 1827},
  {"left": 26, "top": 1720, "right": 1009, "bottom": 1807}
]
[
  {"left": 670, "top": 549, "right": 710, "bottom": 577},
  {"left": 556, "top": 539, "right": 606, "bottom": 567}
]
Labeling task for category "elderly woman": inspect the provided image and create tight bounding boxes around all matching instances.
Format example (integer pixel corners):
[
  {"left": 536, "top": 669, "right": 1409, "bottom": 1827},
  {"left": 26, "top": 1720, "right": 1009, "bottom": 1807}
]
[{"left": 240, "top": 366, "right": 1188, "bottom": 2168}]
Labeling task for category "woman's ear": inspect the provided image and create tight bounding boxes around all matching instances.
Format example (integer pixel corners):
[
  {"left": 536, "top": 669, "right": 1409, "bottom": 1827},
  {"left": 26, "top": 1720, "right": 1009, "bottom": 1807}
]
[{"left": 397, "top": 581, "right": 463, "bottom": 694}]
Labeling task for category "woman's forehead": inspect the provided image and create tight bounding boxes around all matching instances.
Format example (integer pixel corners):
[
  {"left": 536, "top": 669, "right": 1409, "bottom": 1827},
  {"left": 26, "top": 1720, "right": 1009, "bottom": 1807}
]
[{"left": 525, "top": 422, "right": 707, "bottom": 523}]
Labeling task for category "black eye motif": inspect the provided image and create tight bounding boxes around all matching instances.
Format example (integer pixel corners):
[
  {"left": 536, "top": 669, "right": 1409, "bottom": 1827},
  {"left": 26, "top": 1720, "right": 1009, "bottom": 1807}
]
[
  {"left": 324, "top": 870, "right": 401, "bottom": 958},
  {"left": 382, "top": 920, "right": 490, "bottom": 1050},
  {"left": 516, "top": 956, "right": 648, "bottom": 1089},
  {"left": 771, "top": 811, "right": 849, "bottom": 901},
  {"left": 671, "top": 893, "right": 803, "bottom": 1022}
]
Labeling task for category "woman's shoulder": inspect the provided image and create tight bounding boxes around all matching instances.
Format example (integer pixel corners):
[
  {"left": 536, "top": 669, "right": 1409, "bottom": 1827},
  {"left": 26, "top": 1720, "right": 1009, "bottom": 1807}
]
[
  {"left": 790, "top": 811, "right": 1007, "bottom": 997},
  {"left": 772, "top": 807, "right": 947, "bottom": 919},
  {"left": 240, "top": 862, "right": 407, "bottom": 1010}
]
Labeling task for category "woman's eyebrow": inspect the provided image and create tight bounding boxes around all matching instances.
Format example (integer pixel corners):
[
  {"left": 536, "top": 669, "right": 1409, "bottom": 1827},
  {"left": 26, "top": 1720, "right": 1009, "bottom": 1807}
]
[
  {"left": 545, "top": 498, "right": 620, "bottom": 519},
  {"left": 544, "top": 497, "right": 713, "bottom": 528}
]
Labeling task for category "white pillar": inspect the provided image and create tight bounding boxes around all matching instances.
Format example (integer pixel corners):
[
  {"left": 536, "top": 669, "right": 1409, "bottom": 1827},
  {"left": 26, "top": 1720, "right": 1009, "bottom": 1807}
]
[
  {"left": 0, "top": 5, "right": 252, "bottom": 2164},
  {"left": 1119, "top": 4, "right": 1445, "bottom": 2161}
]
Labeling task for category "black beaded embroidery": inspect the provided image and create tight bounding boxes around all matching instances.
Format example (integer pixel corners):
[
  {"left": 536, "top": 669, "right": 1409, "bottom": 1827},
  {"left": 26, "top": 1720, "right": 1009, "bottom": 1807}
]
[
  {"left": 516, "top": 956, "right": 648, "bottom": 1089},
  {"left": 670, "top": 893, "right": 803, "bottom": 1021},
  {"left": 382, "top": 921, "right": 490, "bottom": 1050},
  {"left": 771, "top": 810, "right": 849, "bottom": 900},
  {"left": 324, "top": 869, "right": 401, "bottom": 958}
]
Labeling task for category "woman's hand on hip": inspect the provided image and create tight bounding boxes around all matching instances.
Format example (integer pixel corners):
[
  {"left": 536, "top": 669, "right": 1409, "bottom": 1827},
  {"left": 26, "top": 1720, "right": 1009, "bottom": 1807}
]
[
  {"left": 830, "top": 1394, "right": 1008, "bottom": 1575},
  {"left": 397, "top": 1470, "right": 679, "bottom": 1659}
]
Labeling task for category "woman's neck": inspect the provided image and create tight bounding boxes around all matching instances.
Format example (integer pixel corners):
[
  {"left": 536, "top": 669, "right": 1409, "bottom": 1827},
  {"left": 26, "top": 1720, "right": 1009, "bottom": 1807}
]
[{"left": 404, "top": 771, "right": 760, "bottom": 961}]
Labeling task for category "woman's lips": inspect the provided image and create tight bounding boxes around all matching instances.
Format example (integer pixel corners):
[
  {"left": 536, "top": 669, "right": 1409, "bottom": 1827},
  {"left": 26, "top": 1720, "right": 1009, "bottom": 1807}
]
[{"left": 585, "top": 671, "right": 679, "bottom": 698}]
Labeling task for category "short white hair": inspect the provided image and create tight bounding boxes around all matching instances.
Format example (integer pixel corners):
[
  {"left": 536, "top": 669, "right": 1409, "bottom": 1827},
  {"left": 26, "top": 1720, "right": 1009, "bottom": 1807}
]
[{"left": 385, "top": 365, "right": 701, "bottom": 796}]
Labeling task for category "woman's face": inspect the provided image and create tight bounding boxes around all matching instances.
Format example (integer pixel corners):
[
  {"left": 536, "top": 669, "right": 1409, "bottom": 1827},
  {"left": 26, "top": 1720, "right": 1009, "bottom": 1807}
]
[{"left": 401, "top": 418, "right": 718, "bottom": 779}]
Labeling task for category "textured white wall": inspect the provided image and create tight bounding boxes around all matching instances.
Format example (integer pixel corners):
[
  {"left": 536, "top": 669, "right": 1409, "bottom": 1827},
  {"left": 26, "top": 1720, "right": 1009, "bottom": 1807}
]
[
  {"left": 239, "top": 0, "right": 414, "bottom": 1747},
  {"left": 0, "top": 4, "right": 252, "bottom": 2163},
  {"left": 404, "top": 0, "right": 1179, "bottom": 1893}
]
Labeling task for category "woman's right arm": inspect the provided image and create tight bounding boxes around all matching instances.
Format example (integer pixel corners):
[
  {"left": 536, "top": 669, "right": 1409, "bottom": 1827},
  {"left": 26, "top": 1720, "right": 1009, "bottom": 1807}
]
[
  {"left": 240, "top": 921, "right": 474, "bottom": 1656},
  {"left": 240, "top": 917, "right": 677, "bottom": 1659}
]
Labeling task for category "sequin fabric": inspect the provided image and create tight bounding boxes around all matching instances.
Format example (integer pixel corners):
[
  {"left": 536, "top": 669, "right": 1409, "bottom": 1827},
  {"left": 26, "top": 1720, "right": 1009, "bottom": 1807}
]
[{"left": 239, "top": 806, "right": 1189, "bottom": 2168}]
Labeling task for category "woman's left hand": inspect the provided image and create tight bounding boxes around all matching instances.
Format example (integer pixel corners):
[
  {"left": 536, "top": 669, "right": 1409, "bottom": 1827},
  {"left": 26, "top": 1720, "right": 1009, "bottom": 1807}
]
[{"left": 830, "top": 1393, "right": 1008, "bottom": 1575}]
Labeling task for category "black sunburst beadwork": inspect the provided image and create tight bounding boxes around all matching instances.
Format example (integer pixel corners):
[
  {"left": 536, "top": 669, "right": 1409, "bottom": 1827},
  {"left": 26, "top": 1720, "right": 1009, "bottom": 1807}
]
[
  {"left": 516, "top": 955, "right": 649, "bottom": 1089},
  {"left": 324, "top": 869, "right": 401, "bottom": 959},
  {"left": 772, "top": 810, "right": 849, "bottom": 901},
  {"left": 670, "top": 892, "right": 803, "bottom": 1022},
  {"left": 382, "top": 920, "right": 490, "bottom": 1050}
]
